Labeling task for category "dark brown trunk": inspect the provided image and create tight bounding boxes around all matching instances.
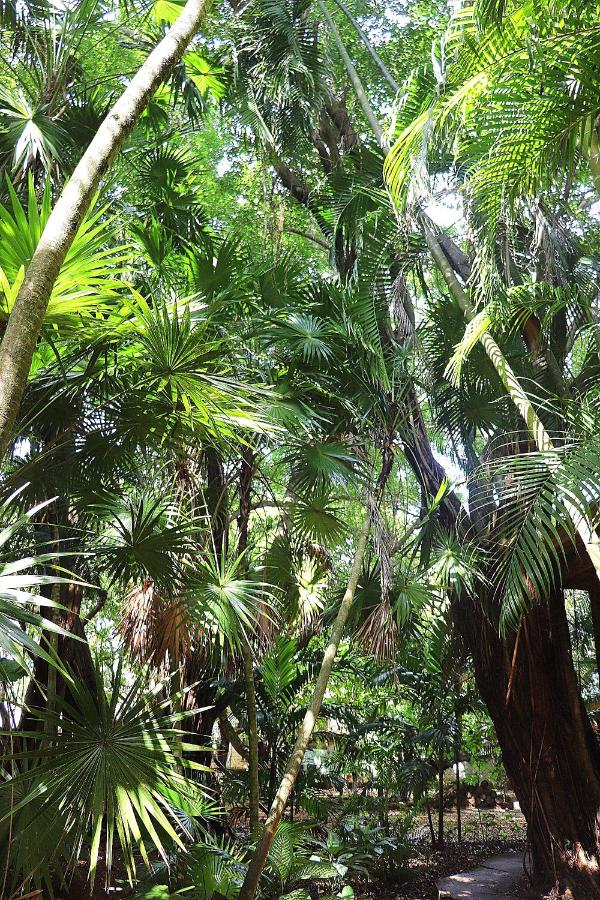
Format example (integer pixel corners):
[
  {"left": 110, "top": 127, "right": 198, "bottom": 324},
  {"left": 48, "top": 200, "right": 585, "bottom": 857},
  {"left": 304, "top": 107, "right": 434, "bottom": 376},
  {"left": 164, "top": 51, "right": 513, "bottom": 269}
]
[
  {"left": 22, "top": 568, "right": 97, "bottom": 731},
  {"left": 458, "top": 587, "right": 600, "bottom": 895},
  {"left": 437, "top": 748, "right": 445, "bottom": 849},
  {"left": 426, "top": 797, "right": 436, "bottom": 849},
  {"left": 399, "top": 386, "right": 600, "bottom": 895},
  {"left": 589, "top": 584, "right": 600, "bottom": 678},
  {"left": 237, "top": 445, "right": 255, "bottom": 555},
  {"left": 205, "top": 447, "right": 229, "bottom": 558}
]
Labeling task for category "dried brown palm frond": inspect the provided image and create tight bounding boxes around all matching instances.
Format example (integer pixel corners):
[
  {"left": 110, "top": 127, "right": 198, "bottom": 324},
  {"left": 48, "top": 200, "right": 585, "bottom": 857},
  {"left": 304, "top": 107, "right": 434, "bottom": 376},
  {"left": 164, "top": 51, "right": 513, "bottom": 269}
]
[
  {"left": 120, "top": 579, "right": 196, "bottom": 673},
  {"left": 355, "top": 593, "right": 401, "bottom": 662}
]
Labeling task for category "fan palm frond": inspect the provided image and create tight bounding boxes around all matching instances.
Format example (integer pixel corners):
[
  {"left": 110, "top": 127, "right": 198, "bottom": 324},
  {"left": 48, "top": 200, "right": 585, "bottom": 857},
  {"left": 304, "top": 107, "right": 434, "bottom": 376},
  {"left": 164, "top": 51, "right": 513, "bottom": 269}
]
[
  {"left": 0, "top": 177, "right": 127, "bottom": 332},
  {"left": 1, "top": 663, "right": 219, "bottom": 891}
]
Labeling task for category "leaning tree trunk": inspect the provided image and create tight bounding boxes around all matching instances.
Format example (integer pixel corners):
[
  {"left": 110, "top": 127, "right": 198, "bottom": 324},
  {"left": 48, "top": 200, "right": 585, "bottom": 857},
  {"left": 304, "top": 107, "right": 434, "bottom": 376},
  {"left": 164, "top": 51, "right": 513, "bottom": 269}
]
[
  {"left": 239, "top": 444, "right": 395, "bottom": 900},
  {"left": 458, "top": 582, "right": 600, "bottom": 896},
  {"left": 421, "top": 217, "right": 600, "bottom": 585},
  {"left": 0, "top": 0, "right": 212, "bottom": 458},
  {"left": 399, "top": 384, "right": 600, "bottom": 895},
  {"left": 238, "top": 509, "right": 373, "bottom": 900}
]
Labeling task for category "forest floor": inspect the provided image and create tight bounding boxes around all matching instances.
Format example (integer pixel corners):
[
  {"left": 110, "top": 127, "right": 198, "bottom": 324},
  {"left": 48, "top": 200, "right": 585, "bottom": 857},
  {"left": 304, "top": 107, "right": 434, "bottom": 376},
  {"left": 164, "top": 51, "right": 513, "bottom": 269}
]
[
  {"left": 353, "top": 808, "right": 527, "bottom": 900},
  {"left": 72, "top": 808, "right": 528, "bottom": 900}
]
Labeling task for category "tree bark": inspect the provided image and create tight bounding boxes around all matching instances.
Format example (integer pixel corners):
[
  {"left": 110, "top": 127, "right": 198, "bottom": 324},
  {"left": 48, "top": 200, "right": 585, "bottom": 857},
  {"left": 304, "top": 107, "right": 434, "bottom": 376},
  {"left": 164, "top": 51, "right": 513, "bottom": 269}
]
[
  {"left": 206, "top": 446, "right": 229, "bottom": 557},
  {"left": 242, "top": 642, "right": 260, "bottom": 831},
  {"left": 236, "top": 445, "right": 260, "bottom": 830},
  {"left": 460, "top": 585, "right": 600, "bottom": 895},
  {"left": 238, "top": 508, "right": 374, "bottom": 900},
  {"left": 437, "top": 748, "right": 445, "bottom": 849},
  {"left": 454, "top": 690, "right": 462, "bottom": 843},
  {"left": 318, "top": 1, "right": 389, "bottom": 150},
  {"left": 588, "top": 584, "right": 600, "bottom": 679},
  {"left": 399, "top": 378, "right": 600, "bottom": 894},
  {"left": 0, "top": 0, "right": 212, "bottom": 458},
  {"left": 421, "top": 216, "right": 600, "bottom": 586},
  {"left": 328, "top": 0, "right": 399, "bottom": 93}
]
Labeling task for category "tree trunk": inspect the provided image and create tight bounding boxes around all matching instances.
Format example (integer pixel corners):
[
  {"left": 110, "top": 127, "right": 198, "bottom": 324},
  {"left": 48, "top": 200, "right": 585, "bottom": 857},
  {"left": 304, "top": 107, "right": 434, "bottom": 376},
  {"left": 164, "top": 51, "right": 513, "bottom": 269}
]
[
  {"left": 400, "top": 381, "right": 600, "bottom": 894},
  {"left": 318, "top": 1, "right": 388, "bottom": 150},
  {"left": 0, "top": 0, "right": 212, "bottom": 458},
  {"left": 426, "top": 797, "right": 436, "bottom": 849},
  {"left": 454, "top": 694, "right": 462, "bottom": 843},
  {"left": 437, "top": 748, "right": 445, "bottom": 850},
  {"left": 238, "top": 508, "right": 373, "bottom": 900},
  {"left": 328, "top": 0, "right": 399, "bottom": 93},
  {"left": 206, "top": 447, "right": 229, "bottom": 557},
  {"left": 242, "top": 642, "right": 260, "bottom": 831},
  {"left": 236, "top": 446, "right": 260, "bottom": 830},
  {"left": 588, "top": 584, "right": 600, "bottom": 678},
  {"left": 458, "top": 585, "right": 600, "bottom": 896},
  {"left": 421, "top": 217, "right": 600, "bottom": 586}
]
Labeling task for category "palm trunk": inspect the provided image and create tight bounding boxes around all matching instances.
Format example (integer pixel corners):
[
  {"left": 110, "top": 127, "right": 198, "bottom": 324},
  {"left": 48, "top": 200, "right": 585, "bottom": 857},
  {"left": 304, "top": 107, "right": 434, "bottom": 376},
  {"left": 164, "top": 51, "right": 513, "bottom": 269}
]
[
  {"left": 0, "top": 0, "right": 212, "bottom": 458},
  {"left": 318, "top": 1, "right": 388, "bottom": 149},
  {"left": 328, "top": 0, "right": 399, "bottom": 93},
  {"left": 242, "top": 642, "right": 260, "bottom": 831},
  {"left": 454, "top": 691, "right": 462, "bottom": 843},
  {"left": 236, "top": 446, "right": 260, "bottom": 831},
  {"left": 426, "top": 797, "right": 436, "bottom": 849},
  {"left": 437, "top": 748, "right": 445, "bottom": 849},
  {"left": 325, "top": 18, "right": 600, "bottom": 586},
  {"left": 238, "top": 509, "right": 373, "bottom": 900}
]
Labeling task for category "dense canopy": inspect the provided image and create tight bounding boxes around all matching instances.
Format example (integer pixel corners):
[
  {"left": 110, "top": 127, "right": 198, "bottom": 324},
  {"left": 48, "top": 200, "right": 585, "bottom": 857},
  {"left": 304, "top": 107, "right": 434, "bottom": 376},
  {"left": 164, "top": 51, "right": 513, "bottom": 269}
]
[{"left": 0, "top": 0, "right": 600, "bottom": 897}]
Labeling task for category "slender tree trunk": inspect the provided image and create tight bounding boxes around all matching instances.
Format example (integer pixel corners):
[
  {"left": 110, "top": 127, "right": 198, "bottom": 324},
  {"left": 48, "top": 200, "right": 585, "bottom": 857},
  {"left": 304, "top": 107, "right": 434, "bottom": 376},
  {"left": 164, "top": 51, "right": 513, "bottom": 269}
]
[
  {"left": 326, "top": 18, "right": 600, "bottom": 589},
  {"left": 328, "top": 0, "right": 399, "bottom": 92},
  {"left": 242, "top": 642, "right": 260, "bottom": 831},
  {"left": 437, "top": 748, "right": 445, "bottom": 850},
  {"left": 238, "top": 509, "right": 373, "bottom": 900},
  {"left": 0, "top": 0, "right": 212, "bottom": 458},
  {"left": 454, "top": 693, "right": 462, "bottom": 843},
  {"left": 206, "top": 447, "right": 229, "bottom": 558},
  {"left": 318, "top": 1, "right": 388, "bottom": 149},
  {"left": 426, "top": 797, "right": 436, "bottom": 849},
  {"left": 218, "top": 712, "right": 249, "bottom": 760},
  {"left": 236, "top": 446, "right": 260, "bottom": 831}
]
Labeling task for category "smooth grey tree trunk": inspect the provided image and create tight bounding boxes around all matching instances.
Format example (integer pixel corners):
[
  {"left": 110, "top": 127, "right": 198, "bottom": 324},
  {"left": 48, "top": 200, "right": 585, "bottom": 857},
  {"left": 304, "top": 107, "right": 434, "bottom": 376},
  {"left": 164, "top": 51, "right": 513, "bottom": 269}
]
[
  {"left": 318, "top": 1, "right": 389, "bottom": 150},
  {"left": 0, "top": 0, "right": 212, "bottom": 458},
  {"left": 329, "top": 0, "right": 399, "bottom": 93}
]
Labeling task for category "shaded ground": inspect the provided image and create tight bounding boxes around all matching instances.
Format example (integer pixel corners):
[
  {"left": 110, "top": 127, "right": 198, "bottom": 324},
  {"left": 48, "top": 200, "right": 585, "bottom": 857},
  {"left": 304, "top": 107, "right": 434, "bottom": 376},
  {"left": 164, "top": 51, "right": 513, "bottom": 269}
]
[
  {"left": 436, "top": 851, "right": 524, "bottom": 898},
  {"left": 354, "top": 809, "right": 527, "bottom": 900},
  {"left": 71, "top": 808, "right": 528, "bottom": 899}
]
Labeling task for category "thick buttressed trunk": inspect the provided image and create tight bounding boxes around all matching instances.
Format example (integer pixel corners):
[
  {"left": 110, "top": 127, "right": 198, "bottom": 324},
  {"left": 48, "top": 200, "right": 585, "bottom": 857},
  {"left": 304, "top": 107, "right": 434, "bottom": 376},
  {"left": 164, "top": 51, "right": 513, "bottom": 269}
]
[
  {"left": 456, "top": 580, "right": 600, "bottom": 896},
  {"left": 401, "top": 398, "right": 600, "bottom": 896}
]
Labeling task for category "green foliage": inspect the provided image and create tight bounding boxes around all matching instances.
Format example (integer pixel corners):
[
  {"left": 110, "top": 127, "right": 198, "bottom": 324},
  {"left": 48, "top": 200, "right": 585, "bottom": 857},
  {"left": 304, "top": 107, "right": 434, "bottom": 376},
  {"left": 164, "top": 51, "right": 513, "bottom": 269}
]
[
  {"left": 0, "top": 177, "right": 126, "bottom": 330},
  {"left": 0, "top": 663, "right": 218, "bottom": 892},
  {"left": 0, "top": 487, "right": 78, "bottom": 662}
]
